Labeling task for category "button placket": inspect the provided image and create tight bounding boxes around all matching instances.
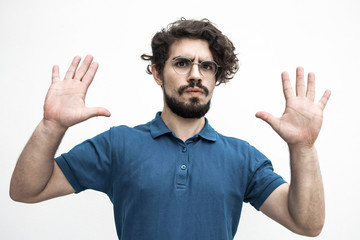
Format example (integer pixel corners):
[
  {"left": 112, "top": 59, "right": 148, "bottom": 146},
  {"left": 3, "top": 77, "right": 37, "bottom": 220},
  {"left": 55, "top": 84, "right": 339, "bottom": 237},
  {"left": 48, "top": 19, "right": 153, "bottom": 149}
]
[{"left": 176, "top": 143, "right": 189, "bottom": 189}]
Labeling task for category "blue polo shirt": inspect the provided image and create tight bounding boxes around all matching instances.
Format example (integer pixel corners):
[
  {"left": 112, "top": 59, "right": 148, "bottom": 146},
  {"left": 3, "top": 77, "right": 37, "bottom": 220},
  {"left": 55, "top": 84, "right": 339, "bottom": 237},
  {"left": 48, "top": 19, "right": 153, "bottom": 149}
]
[{"left": 56, "top": 112, "right": 285, "bottom": 239}]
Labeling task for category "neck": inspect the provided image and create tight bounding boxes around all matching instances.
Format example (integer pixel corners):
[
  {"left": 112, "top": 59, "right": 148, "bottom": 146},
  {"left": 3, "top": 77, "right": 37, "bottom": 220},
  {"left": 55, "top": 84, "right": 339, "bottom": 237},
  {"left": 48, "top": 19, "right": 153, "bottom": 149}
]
[{"left": 161, "top": 107, "right": 205, "bottom": 142}]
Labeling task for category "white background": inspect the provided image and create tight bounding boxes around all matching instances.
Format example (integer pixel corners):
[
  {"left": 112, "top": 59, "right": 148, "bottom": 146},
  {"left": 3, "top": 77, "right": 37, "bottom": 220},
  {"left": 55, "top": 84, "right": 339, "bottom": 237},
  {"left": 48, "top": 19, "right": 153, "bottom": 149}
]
[{"left": 1, "top": 0, "right": 359, "bottom": 239}]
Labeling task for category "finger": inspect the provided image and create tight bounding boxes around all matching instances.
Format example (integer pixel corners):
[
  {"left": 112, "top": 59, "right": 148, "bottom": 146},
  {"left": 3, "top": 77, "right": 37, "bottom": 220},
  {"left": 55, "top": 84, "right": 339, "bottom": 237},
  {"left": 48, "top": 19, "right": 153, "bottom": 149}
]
[
  {"left": 83, "top": 107, "right": 111, "bottom": 119},
  {"left": 52, "top": 65, "right": 60, "bottom": 83},
  {"left": 82, "top": 61, "right": 99, "bottom": 86},
  {"left": 74, "top": 55, "right": 94, "bottom": 81},
  {"left": 255, "top": 111, "right": 280, "bottom": 132},
  {"left": 318, "top": 89, "right": 331, "bottom": 110},
  {"left": 296, "top": 67, "right": 306, "bottom": 97},
  {"left": 64, "top": 56, "right": 81, "bottom": 80},
  {"left": 306, "top": 72, "right": 316, "bottom": 101},
  {"left": 282, "top": 71, "right": 294, "bottom": 100}
]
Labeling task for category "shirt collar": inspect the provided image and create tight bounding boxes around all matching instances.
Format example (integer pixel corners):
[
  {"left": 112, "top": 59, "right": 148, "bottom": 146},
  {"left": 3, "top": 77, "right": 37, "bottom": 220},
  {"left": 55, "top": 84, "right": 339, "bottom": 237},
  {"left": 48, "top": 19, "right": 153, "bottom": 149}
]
[
  {"left": 149, "top": 112, "right": 172, "bottom": 139},
  {"left": 150, "top": 112, "right": 217, "bottom": 142}
]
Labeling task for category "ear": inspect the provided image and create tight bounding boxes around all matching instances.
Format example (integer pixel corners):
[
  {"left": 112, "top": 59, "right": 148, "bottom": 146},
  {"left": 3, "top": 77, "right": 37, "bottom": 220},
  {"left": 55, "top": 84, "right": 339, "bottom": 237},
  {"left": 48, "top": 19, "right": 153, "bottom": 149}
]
[{"left": 152, "top": 64, "right": 163, "bottom": 86}]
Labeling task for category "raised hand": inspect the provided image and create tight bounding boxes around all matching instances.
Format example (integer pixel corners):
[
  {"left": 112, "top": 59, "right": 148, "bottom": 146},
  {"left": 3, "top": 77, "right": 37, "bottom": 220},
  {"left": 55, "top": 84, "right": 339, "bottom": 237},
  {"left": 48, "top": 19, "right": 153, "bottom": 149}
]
[
  {"left": 43, "top": 55, "right": 111, "bottom": 129},
  {"left": 255, "top": 67, "right": 331, "bottom": 148}
]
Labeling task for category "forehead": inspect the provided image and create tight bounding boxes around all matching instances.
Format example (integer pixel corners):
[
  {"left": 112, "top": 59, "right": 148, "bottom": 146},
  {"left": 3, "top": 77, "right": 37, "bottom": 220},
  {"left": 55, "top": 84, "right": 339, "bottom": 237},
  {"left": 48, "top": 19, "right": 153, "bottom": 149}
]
[{"left": 168, "top": 38, "right": 213, "bottom": 60}]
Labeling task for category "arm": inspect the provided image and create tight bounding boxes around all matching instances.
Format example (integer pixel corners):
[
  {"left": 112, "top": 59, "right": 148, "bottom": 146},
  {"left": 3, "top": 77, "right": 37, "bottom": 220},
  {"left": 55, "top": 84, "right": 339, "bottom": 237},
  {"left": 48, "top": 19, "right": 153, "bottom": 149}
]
[
  {"left": 10, "top": 55, "right": 111, "bottom": 203},
  {"left": 256, "top": 67, "right": 331, "bottom": 236}
]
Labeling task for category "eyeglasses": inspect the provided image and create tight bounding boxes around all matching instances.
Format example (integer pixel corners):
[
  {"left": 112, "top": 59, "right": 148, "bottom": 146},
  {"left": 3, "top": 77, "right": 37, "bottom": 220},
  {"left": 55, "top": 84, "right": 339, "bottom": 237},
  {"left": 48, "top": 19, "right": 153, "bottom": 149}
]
[{"left": 170, "top": 57, "right": 220, "bottom": 78}]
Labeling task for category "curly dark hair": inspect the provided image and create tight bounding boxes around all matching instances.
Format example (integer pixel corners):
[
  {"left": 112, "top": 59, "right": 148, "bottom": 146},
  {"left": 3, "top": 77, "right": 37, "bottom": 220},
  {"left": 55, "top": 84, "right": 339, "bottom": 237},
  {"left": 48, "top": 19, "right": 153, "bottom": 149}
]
[{"left": 141, "top": 18, "right": 239, "bottom": 85}]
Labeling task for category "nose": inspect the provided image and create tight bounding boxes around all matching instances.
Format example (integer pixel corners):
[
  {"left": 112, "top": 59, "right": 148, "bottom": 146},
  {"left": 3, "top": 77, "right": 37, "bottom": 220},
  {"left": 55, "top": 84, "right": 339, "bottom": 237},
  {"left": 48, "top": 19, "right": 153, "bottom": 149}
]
[{"left": 188, "top": 63, "right": 202, "bottom": 82}]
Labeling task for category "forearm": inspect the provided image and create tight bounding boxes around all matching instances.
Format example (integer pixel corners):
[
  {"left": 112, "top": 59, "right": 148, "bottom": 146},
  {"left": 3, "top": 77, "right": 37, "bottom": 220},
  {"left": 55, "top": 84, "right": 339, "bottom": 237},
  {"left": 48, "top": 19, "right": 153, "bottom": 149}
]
[
  {"left": 10, "top": 119, "right": 67, "bottom": 201},
  {"left": 288, "top": 144, "right": 325, "bottom": 235}
]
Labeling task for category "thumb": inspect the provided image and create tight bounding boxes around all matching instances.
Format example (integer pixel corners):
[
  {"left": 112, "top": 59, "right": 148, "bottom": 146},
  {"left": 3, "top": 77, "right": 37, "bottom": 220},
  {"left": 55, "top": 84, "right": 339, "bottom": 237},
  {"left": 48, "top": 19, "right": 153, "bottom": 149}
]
[
  {"left": 255, "top": 111, "right": 279, "bottom": 131},
  {"left": 84, "top": 107, "right": 111, "bottom": 119}
]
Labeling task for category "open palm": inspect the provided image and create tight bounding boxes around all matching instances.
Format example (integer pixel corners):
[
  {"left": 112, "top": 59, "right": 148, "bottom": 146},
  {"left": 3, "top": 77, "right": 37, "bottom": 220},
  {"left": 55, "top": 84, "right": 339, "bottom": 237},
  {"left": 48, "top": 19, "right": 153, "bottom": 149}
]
[
  {"left": 256, "top": 67, "right": 331, "bottom": 147},
  {"left": 43, "top": 55, "right": 110, "bottom": 129}
]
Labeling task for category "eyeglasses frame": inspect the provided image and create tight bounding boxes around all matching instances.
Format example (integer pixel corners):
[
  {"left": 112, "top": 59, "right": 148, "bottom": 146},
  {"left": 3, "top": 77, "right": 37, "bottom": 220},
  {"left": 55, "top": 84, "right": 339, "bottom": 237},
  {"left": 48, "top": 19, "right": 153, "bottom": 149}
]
[{"left": 169, "top": 56, "right": 220, "bottom": 78}]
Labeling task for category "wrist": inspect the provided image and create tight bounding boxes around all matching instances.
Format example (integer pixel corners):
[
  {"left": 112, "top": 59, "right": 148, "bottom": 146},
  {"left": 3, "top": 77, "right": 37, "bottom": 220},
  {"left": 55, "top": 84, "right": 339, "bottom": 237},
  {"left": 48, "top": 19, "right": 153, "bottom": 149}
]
[
  {"left": 40, "top": 118, "right": 68, "bottom": 136},
  {"left": 288, "top": 143, "right": 318, "bottom": 168},
  {"left": 288, "top": 142, "right": 316, "bottom": 153}
]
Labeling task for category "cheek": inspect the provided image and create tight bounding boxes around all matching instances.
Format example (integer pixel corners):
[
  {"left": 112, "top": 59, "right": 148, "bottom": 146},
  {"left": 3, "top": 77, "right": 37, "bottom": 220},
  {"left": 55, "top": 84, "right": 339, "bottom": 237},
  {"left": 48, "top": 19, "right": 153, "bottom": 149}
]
[
  {"left": 162, "top": 79, "right": 180, "bottom": 96},
  {"left": 206, "top": 82, "right": 216, "bottom": 95},
  {"left": 163, "top": 76, "right": 187, "bottom": 94}
]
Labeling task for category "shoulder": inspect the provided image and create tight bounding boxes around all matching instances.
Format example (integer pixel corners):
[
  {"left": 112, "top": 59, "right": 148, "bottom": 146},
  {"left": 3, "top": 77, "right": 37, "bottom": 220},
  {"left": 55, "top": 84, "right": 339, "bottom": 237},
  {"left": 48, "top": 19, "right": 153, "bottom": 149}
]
[
  {"left": 215, "top": 131, "right": 252, "bottom": 150},
  {"left": 214, "top": 131, "right": 270, "bottom": 166},
  {"left": 110, "top": 121, "right": 151, "bottom": 135},
  {"left": 107, "top": 121, "right": 154, "bottom": 145}
]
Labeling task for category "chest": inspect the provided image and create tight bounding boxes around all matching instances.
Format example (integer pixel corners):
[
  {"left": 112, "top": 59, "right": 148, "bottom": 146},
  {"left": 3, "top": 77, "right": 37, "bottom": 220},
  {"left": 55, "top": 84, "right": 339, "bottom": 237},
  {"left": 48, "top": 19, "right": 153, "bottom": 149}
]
[{"left": 111, "top": 138, "right": 248, "bottom": 203}]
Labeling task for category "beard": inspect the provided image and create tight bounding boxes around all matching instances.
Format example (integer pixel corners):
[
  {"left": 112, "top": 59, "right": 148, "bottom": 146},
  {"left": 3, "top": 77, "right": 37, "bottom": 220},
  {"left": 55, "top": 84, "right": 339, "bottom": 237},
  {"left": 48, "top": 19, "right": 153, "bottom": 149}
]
[{"left": 163, "top": 81, "right": 211, "bottom": 119}]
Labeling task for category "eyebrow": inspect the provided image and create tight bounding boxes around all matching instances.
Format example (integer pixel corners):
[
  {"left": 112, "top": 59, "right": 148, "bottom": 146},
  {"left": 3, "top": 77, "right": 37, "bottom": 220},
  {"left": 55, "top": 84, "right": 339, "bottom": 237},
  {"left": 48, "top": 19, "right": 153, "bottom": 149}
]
[
  {"left": 172, "top": 55, "right": 193, "bottom": 60},
  {"left": 172, "top": 56, "right": 214, "bottom": 62}
]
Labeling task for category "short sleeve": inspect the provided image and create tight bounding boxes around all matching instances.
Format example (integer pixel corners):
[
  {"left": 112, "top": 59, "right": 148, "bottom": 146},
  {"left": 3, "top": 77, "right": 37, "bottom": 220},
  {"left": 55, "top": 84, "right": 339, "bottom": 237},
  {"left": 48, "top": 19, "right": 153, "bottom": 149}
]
[
  {"left": 244, "top": 146, "right": 286, "bottom": 210},
  {"left": 55, "top": 129, "right": 113, "bottom": 195}
]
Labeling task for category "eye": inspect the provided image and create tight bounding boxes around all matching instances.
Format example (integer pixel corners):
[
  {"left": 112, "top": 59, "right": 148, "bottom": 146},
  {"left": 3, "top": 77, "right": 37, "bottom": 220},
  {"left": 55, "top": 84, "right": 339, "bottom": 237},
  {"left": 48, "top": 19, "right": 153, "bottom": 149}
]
[
  {"left": 201, "top": 61, "right": 215, "bottom": 71},
  {"left": 173, "top": 58, "right": 191, "bottom": 68}
]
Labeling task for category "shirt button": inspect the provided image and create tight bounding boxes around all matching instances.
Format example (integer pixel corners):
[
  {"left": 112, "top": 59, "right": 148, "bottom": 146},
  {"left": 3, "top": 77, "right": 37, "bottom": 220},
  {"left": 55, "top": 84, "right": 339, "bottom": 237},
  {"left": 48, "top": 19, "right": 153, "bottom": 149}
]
[
  {"left": 181, "top": 165, "right": 187, "bottom": 170},
  {"left": 182, "top": 147, "right": 187, "bottom": 152}
]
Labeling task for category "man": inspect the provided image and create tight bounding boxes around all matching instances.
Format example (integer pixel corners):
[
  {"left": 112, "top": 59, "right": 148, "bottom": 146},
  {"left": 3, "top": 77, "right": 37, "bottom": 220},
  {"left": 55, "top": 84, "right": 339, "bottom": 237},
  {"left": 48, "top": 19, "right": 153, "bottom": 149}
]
[{"left": 10, "top": 19, "right": 331, "bottom": 239}]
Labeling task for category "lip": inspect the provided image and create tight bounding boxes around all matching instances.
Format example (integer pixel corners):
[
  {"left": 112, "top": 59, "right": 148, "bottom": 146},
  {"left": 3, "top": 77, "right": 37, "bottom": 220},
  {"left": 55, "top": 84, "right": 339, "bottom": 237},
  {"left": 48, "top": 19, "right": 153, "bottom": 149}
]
[{"left": 185, "top": 88, "right": 204, "bottom": 95}]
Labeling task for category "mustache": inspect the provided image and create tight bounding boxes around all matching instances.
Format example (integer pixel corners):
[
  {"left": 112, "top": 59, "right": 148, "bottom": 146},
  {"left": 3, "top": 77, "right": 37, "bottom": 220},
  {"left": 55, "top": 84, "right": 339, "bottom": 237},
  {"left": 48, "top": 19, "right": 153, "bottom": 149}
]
[{"left": 177, "top": 81, "right": 209, "bottom": 96}]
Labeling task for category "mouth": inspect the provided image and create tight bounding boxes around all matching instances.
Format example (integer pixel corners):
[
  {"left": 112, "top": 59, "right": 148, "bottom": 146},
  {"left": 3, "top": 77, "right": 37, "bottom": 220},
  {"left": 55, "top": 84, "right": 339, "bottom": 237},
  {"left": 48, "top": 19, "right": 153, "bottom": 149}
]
[
  {"left": 185, "top": 88, "right": 204, "bottom": 95},
  {"left": 178, "top": 83, "right": 209, "bottom": 96}
]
